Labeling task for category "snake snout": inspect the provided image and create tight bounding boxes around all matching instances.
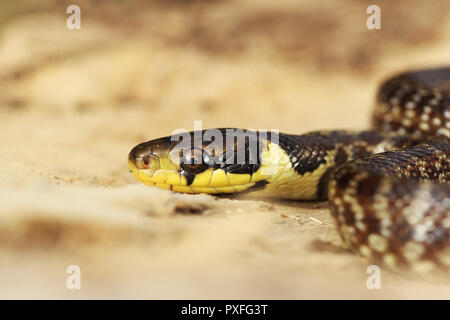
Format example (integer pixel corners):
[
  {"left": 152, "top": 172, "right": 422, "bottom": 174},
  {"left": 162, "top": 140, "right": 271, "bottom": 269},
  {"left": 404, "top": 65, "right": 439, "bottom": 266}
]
[
  {"left": 128, "top": 138, "right": 177, "bottom": 174},
  {"left": 128, "top": 143, "right": 157, "bottom": 169},
  {"left": 128, "top": 143, "right": 150, "bottom": 169}
]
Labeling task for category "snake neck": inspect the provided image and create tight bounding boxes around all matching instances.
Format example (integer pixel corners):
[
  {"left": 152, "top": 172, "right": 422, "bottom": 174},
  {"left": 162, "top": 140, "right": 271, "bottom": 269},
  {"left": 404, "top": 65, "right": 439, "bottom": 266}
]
[{"left": 256, "top": 130, "right": 422, "bottom": 200}]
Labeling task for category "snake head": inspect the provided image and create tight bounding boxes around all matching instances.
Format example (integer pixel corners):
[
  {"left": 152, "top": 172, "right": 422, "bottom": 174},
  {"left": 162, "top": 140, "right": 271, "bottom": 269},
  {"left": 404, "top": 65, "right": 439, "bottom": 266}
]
[{"left": 128, "top": 129, "right": 270, "bottom": 194}]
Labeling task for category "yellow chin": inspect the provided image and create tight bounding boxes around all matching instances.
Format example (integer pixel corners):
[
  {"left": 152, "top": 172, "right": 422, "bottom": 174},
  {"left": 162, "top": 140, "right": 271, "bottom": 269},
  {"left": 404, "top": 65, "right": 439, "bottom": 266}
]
[{"left": 130, "top": 166, "right": 267, "bottom": 194}]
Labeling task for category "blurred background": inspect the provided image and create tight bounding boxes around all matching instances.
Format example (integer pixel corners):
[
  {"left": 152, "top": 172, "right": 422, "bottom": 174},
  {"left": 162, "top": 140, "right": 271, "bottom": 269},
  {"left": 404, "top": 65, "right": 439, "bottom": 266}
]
[{"left": 0, "top": 0, "right": 449, "bottom": 299}]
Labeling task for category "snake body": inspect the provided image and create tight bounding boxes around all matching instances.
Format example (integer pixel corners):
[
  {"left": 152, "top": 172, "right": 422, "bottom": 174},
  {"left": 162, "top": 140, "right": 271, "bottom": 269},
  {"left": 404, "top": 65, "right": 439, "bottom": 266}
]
[{"left": 128, "top": 67, "right": 450, "bottom": 271}]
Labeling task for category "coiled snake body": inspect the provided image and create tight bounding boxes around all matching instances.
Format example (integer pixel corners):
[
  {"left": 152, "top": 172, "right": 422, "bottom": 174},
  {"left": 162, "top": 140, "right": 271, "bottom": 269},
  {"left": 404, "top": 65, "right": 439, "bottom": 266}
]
[{"left": 129, "top": 67, "right": 450, "bottom": 272}]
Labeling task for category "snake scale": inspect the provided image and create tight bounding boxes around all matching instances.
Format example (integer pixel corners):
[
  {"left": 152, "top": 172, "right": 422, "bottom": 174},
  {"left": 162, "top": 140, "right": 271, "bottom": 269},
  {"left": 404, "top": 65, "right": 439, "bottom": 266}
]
[{"left": 128, "top": 67, "right": 450, "bottom": 272}]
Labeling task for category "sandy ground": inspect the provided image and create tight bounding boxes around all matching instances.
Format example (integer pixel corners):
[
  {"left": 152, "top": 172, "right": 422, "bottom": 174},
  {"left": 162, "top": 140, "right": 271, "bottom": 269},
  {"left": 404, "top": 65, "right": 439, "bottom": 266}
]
[{"left": 1, "top": 0, "right": 450, "bottom": 299}]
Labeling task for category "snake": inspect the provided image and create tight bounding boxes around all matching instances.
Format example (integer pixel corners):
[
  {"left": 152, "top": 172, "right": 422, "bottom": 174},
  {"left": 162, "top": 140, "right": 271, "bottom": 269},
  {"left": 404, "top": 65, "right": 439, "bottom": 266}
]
[{"left": 128, "top": 67, "right": 450, "bottom": 272}]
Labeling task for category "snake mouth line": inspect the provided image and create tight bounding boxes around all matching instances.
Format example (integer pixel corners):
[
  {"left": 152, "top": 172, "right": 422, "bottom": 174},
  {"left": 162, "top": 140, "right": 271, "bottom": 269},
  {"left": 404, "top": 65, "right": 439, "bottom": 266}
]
[{"left": 129, "top": 165, "right": 266, "bottom": 194}]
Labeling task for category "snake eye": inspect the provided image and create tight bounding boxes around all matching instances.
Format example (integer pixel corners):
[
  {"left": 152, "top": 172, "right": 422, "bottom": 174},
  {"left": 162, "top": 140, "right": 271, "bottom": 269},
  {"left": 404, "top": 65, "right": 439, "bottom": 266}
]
[
  {"left": 180, "top": 148, "right": 212, "bottom": 173},
  {"left": 135, "top": 155, "right": 159, "bottom": 170},
  {"left": 135, "top": 157, "right": 150, "bottom": 169}
]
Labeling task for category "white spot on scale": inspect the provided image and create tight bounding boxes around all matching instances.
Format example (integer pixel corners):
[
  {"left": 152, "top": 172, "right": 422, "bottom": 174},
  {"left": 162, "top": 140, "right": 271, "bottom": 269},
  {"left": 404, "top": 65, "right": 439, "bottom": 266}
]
[
  {"left": 368, "top": 234, "right": 388, "bottom": 252},
  {"left": 444, "top": 111, "right": 450, "bottom": 119},
  {"left": 432, "top": 118, "right": 441, "bottom": 126},
  {"left": 405, "top": 101, "right": 415, "bottom": 109}
]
